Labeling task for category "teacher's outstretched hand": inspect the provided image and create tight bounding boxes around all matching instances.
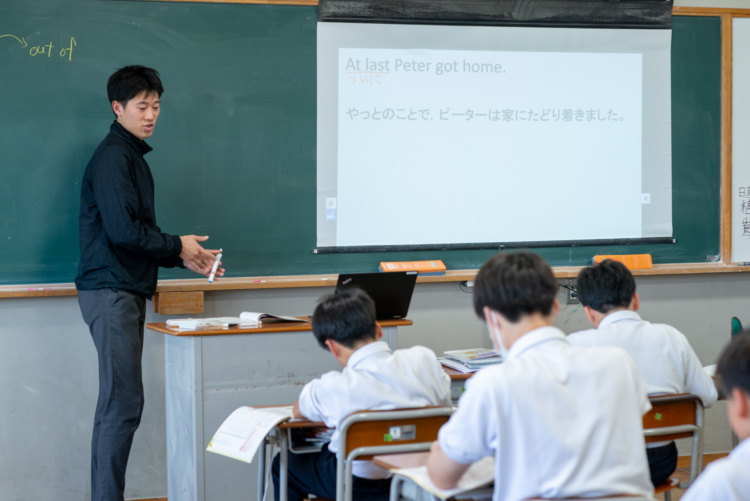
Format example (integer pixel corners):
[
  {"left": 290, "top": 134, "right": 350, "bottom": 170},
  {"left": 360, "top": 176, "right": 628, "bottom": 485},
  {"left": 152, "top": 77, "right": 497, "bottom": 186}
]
[{"left": 180, "top": 235, "right": 223, "bottom": 275}]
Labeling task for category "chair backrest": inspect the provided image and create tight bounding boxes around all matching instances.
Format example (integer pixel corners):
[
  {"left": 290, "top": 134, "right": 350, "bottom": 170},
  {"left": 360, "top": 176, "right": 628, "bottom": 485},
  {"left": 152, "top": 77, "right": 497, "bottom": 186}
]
[
  {"left": 335, "top": 406, "right": 454, "bottom": 501},
  {"left": 643, "top": 393, "right": 704, "bottom": 486},
  {"left": 732, "top": 316, "right": 743, "bottom": 337}
]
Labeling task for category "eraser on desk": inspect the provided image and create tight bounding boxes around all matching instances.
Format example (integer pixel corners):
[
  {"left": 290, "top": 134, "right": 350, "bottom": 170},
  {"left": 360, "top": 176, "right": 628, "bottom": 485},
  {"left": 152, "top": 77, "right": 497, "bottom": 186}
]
[
  {"left": 379, "top": 260, "right": 446, "bottom": 276},
  {"left": 593, "top": 254, "right": 653, "bottom": 270}
]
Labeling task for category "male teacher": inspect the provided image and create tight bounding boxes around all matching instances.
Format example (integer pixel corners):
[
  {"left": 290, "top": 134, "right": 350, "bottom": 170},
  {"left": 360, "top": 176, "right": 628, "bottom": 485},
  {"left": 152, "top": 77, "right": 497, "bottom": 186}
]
[{"left": 75, "top": 65, "right": 223, "bottom": 501}]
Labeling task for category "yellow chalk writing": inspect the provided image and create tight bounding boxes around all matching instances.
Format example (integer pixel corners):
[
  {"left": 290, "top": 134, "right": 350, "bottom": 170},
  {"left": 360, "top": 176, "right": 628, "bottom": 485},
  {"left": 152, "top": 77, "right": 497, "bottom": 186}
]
[{"left": 1, "top": 34, "right": 76, "bottom": 61}]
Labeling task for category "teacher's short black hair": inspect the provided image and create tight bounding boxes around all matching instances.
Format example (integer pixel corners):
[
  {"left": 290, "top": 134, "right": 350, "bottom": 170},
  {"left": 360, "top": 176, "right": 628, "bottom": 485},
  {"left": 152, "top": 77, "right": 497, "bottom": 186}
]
[
  {"left": 107, "top": 65, "right": 164, "bottom": 107},
  {"left": 312, "top": 287, "right": 377, "bottom": 350},
  {"left": 473, "top": 251, "right": 556, "bottom": 323},
  {"left": 717, "top": 331, "right": 750, "bottom": 398},
  {"left": 576, "top": 259, "right": 635, "bottom": 314}
]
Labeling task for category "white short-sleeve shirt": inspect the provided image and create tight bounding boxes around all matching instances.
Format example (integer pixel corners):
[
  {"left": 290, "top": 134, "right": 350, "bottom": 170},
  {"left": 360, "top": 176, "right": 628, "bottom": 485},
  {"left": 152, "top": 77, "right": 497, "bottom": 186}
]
[
  {"left": 568, "top": 310, "right": 718, "bottom": 408},
  {"left": 298, "top": 341, "right": 451, "bottom": 478},
  {"left": 681, "top": 436, "right": 750, "bottom": 501},
  {"left": 438, "top": 326, "right": 654, "bottom": 501}
]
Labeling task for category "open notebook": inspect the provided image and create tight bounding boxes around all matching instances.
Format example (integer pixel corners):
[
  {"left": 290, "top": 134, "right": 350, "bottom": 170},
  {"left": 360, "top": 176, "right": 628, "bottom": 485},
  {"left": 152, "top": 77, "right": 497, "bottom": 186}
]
[{"left": 207, "top": 406, "right": 294, "bottom": 463}]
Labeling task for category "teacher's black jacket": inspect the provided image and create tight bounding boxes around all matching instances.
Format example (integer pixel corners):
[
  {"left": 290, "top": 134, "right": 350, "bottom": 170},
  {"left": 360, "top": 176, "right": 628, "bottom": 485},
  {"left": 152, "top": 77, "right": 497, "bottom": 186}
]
[{"left": 75, "top": 121, "right": 183, "bottom": 298}]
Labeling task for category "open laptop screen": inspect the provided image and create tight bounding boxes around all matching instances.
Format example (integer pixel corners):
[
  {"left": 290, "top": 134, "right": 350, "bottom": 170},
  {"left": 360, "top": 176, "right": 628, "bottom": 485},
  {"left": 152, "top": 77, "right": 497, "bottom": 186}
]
[{"left": 335, "top": 271, "right": 418, "bottom": 320}]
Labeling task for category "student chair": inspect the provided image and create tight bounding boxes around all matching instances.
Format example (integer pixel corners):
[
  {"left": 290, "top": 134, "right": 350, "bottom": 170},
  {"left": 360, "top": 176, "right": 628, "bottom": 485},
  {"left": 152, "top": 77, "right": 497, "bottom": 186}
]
[
  {"left": 334, "top": 406, "right": 455, "bottom": 501},
  {"left": 643, "top": 394, "right": 705, "bottom": 501},
  {"left": 732, "top": 316, "right": 743, "bottom": 337}
]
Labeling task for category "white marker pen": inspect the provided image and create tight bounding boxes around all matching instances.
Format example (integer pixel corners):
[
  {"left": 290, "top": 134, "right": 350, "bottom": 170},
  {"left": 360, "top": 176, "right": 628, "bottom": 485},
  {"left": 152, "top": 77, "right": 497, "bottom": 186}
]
[{"left": 208, "top": 249, "right": 222, "bottom": 283}]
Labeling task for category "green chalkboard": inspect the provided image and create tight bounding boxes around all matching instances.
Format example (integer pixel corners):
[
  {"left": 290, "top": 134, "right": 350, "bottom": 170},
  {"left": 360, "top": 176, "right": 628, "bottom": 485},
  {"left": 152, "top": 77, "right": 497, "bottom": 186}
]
[{"left": 0, "top": 2, "right": 721, "bottom": 285}]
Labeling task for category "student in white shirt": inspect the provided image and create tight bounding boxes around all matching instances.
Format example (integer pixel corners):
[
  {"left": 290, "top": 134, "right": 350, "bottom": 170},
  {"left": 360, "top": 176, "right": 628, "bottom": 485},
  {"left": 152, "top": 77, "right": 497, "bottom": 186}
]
[
  {"left": 682, "top": 331, "right": 750, "bottom": 501},
  {"left": 568, "top": 259, "right": 718, "bottom": 486},
  {"left": 271, "top": 287, "right": 451, "bottom": 501},
  {"left": 426, "top": 251, "right": 654, "bottom": 501}
]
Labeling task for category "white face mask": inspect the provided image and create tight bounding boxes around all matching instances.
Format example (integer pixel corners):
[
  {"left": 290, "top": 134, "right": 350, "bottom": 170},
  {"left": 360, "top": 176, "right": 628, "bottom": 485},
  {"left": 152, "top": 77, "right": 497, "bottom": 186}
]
[{"left": 486, "top": 319, "right": 510, "bottom": 358}]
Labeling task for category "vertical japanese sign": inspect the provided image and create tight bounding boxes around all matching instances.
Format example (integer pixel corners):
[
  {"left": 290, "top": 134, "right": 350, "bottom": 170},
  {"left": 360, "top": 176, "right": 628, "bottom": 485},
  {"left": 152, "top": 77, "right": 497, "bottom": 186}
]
[{"left": 732, "top": 180, "right": 750, "bottom": 262}]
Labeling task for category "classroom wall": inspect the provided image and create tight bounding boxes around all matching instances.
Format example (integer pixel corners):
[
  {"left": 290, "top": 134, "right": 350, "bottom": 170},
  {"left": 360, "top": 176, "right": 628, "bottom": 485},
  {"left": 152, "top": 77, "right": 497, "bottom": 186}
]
[{"left": 0, "top": 273, "right": 744, "bottom": 500}]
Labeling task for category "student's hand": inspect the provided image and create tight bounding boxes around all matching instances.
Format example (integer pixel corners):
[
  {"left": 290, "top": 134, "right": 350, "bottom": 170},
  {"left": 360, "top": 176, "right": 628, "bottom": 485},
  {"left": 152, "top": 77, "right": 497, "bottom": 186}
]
[{"left": 179, "top": 235, "right": 220, "bottom": 274}]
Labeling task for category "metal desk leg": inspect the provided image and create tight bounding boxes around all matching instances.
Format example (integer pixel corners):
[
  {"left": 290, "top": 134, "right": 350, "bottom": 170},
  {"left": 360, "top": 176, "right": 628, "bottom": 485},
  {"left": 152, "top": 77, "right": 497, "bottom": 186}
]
[
  {"left": 257, "top": 435, "right": 267, "bottom": 501},
  {"left": 390, "top": 474, "right": 405, "bottom": 501},
  {"left": 279, "top": 428, "right": 289, "bottom": 501}
]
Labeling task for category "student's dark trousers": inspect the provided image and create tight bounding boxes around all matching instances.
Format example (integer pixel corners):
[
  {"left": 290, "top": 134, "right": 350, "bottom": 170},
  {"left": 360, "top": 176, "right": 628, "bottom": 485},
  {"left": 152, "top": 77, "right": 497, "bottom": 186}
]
[
  {"left": 272, "top": 446, "right": 391, "bottom": 501},
  {"left": 647, "top": 441, "right": 678, "bottom": 487},
  {"left": 79, "top": 288, "right": 146, "bottom": 501}
]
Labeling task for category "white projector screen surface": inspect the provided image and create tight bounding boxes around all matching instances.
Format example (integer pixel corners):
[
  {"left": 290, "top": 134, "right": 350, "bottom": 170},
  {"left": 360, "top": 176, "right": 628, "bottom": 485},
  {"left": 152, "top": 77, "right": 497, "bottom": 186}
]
[{"left": 317, "top": 23, "right": 672, "bottom": 249}]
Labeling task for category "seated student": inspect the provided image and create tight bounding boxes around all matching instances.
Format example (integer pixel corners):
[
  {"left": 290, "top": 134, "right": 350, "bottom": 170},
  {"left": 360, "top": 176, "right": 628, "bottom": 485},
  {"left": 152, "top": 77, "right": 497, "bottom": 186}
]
[
  {"left": 271, "top": 287, "right": 451, "bottom": 501},
  {"left": 567, "top": 259, "right": 718, "bottom": 487},
  {"left": 426, "top": 251, "right": 654, "bottom": 501},
  {"left": 682, "top": 331, "right": 750, "bottom": 500}
]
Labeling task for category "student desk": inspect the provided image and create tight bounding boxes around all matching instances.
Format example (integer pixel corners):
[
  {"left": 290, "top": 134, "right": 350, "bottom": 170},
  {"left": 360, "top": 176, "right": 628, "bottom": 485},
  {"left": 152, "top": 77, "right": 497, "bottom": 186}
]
[
  {"left": 255, "top": 368, "right": 471, "bottom": 501},
  {"left": 262, "top": 406, "right": 460, "bottom": 501},
  {"left": 146, "top": 319, "right": 410, "bottom": 501},
  {"left": 259, "top": 416, "right": 328, "bottom": 501}
]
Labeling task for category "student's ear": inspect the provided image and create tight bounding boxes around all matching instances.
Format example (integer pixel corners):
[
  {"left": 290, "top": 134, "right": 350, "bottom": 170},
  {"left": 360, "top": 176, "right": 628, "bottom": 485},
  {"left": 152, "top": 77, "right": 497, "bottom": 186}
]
[
  {"left": 730, "top": 388, "right": 749, "bottom": 419},
  {"left": 583, "top": 306, "right": 597, "bottom": 325},
  {"left": 375, "top": 323, "right": 383, "bottom": 340},
  {"left": 483, "top": 306, "right": 501, "bottom": 330},
  {"left": 551, "top": 298, "right": 560, "bottom": 317},
  {"left": 631, "top": 292, "right": 640, "bottom": 311},
  {"left": 483, "top": 307, "right": 503, "bottom": 347},
  {"left": 324, "top": 339, "right": 340, "bottom": 358}
]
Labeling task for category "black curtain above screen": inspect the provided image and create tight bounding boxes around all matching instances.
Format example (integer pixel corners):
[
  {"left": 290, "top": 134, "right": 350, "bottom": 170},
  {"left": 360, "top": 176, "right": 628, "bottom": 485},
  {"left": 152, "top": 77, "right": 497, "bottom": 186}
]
[{"left": 318, "top": 0, "right": 673, "bottom": 29}]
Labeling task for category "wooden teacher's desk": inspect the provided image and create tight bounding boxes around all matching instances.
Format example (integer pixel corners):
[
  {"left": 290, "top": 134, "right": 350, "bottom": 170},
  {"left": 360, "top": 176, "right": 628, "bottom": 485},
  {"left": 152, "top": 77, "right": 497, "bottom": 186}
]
[{"left": 146, "top": 319, "right": 410, "bottom": 501}]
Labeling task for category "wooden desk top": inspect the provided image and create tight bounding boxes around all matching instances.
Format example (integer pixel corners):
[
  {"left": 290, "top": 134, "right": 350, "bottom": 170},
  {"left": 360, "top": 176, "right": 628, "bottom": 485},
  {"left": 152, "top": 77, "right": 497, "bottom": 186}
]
[
  {"left": 441, "top": 366, "right": 473, "bottom": 380},
  {"left": 248, "top": 405, "right": 327, "bottom": 429},
  {"left": 278, "top": 419, "right": 327, "bottom": 429},
  {"left": 146, "top": 318, "right": 413, "bottom": 337}
]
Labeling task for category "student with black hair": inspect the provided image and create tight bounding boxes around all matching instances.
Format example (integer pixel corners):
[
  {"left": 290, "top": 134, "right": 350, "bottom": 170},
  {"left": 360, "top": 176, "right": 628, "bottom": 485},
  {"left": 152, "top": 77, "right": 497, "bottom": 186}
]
[
  {"left": 271, "top": 287, "right": 451, "bottom": 501},
  {"left": 568, "top": 259, "right": 717, "bottom": 487},
  {"left": 682, "top": 331, "right": 750, "bottom": 500},
  {"left": 427, "top": 251, "right": 653, "bottom": 501},
  {"left": 76, "top": 65, "right": 223, "bottom": 501}
]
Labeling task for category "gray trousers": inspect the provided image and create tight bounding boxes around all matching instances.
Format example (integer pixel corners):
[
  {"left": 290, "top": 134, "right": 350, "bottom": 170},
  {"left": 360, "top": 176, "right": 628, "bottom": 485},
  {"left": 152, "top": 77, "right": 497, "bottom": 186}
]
[{"left": 78, "top": 288, "right": 146, "bottom": 501}]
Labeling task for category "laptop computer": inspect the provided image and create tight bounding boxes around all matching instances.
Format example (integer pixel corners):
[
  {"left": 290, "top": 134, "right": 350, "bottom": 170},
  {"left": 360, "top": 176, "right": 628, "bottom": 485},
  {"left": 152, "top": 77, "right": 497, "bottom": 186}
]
[{"left": 335, "top": 271, "right": 418, "bottom": 320}]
